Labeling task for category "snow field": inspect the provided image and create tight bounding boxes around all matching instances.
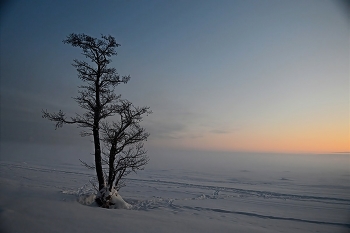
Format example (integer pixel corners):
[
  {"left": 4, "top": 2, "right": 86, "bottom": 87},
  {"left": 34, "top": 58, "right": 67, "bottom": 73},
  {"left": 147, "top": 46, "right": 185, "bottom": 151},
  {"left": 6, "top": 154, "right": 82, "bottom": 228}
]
[{"left": 0, "top": 157, "right": 349, "bottom": 233}]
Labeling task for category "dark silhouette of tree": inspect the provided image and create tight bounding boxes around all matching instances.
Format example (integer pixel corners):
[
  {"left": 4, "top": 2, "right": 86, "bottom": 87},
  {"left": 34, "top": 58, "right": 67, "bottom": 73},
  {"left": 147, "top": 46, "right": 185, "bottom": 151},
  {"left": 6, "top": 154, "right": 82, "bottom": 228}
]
[{"left": 42, "top": 33, "right": 151, "bottom": 207}]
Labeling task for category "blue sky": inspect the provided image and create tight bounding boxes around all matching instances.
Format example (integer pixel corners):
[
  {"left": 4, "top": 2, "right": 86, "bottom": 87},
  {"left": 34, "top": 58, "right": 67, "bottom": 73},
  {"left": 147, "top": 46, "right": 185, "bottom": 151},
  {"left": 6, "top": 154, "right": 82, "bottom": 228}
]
[{"left": 0, "top": 0, "right": 349, "bottom": 153}]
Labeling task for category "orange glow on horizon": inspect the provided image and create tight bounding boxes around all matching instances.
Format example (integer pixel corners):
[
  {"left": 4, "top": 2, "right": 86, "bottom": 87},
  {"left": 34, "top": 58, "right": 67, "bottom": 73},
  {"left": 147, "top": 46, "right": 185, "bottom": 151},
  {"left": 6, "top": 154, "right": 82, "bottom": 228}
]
[
  {"left": 152, "top": 115, "right": 349, "bottom": 154},
  {"left": 176, "top": 131, "right": 349, "bottom": 154}
]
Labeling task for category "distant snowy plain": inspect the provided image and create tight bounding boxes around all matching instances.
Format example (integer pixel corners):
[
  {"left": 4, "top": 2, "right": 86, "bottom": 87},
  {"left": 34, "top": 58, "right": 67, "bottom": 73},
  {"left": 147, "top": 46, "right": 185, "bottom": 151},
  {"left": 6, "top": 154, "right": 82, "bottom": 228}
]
[{"left": 0, "top": 142, "right": 349, "bottom": 232}]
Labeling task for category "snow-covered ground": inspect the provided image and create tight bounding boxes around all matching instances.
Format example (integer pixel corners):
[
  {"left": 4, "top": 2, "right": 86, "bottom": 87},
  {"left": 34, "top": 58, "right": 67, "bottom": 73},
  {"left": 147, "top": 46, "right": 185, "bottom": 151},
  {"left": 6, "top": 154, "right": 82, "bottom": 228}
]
[{"left": 0, "top": 142, "right": 349, "bottom": 232}]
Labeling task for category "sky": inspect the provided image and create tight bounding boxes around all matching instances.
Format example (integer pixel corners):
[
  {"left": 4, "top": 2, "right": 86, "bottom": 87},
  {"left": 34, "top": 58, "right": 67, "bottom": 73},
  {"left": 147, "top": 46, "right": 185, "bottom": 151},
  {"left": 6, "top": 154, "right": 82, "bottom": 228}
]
[{"left": 0, "top": 0, "right": 349, "bottom": 154}]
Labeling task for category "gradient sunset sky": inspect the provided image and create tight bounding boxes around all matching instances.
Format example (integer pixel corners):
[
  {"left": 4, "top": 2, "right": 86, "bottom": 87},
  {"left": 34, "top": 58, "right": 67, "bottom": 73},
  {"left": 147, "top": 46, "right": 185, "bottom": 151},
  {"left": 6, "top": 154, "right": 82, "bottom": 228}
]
[{"left": 0, "top": 0, "right": 349, "bottom": 154}]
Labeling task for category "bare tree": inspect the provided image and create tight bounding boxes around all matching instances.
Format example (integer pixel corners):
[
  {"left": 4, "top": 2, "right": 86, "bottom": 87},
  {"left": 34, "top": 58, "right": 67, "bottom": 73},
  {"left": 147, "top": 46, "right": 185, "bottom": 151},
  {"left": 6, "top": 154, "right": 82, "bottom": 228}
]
[{"left": 42, "top": 33, "right": 151, "bottom": 207}]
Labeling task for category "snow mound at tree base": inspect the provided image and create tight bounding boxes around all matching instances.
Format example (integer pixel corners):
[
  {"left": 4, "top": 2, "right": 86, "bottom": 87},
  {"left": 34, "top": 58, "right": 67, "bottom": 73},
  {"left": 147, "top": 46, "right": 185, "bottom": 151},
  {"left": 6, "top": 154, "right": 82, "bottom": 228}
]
[
  {"left": 77, "top": 192, "right": 132, "bottom": 209},
  {"left": 108, "top": 192, "right": 132, "bottom": 209},
  {"left": 93, "top": 188, "right": 132, "bottom": 209}
]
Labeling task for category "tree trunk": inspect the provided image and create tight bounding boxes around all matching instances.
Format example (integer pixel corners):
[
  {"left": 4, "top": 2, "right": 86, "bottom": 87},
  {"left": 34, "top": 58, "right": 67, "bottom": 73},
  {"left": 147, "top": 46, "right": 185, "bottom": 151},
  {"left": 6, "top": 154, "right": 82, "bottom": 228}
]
[
  {"left": 108, "top": 144, "right": 116, "bottom": 191},
  {"left": 93, "top": 126, "right": 105, "bottom": 191},
  {"left": 94, "top": 74, "right": 105, "bottom": 191}
]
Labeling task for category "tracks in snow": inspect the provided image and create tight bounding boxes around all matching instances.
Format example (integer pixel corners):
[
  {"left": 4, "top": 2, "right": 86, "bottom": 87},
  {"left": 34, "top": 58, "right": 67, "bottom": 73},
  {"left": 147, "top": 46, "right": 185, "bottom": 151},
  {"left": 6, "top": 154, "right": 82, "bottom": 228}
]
[
  {"left": 1, "top": 161, "right": 349, "bottom": 204},
  {"left": 1, "top": 161, "right": 349, "bottom": 229}
]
